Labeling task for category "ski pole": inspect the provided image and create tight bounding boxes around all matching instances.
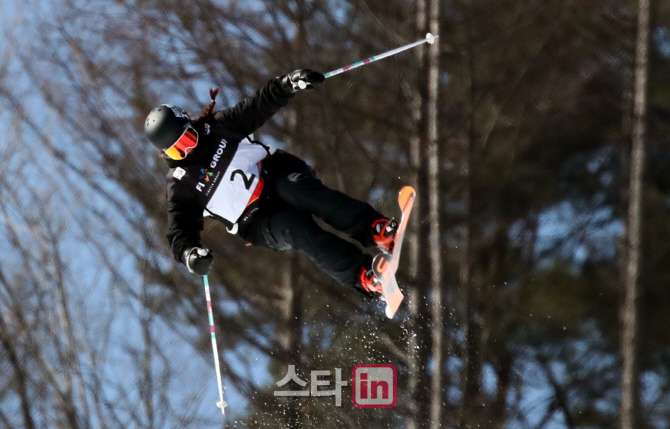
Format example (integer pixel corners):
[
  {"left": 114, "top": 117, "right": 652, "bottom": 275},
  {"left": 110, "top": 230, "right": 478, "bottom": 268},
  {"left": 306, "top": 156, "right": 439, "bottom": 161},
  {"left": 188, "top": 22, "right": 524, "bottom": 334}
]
[
  {"left": 295, "top": 33, "right": 438, "bottom": 89},
  {"left": 203, "top": 274, "right": 228, "bottom": 415}
]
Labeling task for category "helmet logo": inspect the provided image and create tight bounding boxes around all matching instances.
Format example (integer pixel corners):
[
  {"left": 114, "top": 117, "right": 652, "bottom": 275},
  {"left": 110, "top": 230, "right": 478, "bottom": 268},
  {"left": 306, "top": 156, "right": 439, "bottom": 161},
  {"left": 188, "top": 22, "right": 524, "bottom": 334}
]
[{"left": 165, "top": 104, "right": 189, "bottom": 119}]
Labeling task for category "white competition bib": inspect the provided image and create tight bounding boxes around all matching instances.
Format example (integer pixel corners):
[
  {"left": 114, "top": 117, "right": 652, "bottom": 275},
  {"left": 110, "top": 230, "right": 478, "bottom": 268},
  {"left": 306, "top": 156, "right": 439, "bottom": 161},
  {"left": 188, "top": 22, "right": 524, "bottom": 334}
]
[{"left": 206, "top": 139, "right": 267, "bottom": 223}]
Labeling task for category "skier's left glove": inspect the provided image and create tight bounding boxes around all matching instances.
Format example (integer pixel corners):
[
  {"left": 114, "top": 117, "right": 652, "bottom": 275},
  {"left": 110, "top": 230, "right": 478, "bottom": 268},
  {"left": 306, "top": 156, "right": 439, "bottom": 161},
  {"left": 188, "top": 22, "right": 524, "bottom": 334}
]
[
  {"left": 281, "top": 69, "right": 325, "bottom": 93},
  {"left": 184, "top": 247, "right": 213, "bottom": 276}
]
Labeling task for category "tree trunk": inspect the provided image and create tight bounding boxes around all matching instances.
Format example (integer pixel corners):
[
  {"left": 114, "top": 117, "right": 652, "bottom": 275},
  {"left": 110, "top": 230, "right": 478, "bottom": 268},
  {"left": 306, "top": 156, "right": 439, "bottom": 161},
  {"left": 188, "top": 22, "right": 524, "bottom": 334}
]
[
  {"left": 406, "top": 1, "right": 427, "bottom": 428},
  {"left": 279, "top": 85, "right": 303, "bottom": 426},
  {"left": 621, "top": 0, "right": 650, "bottom": 428},
  {"left": 427, "top": 0, "right": 443, "bottom": 426},
  {"left": 0, "top": 314, "right": 36, "bottom": 429},
  {"left": 278, "top": 255, "right": 303, "bottom": 428},
  {"left": 458, "top": 1, "right": 478, "bottom": 425}
]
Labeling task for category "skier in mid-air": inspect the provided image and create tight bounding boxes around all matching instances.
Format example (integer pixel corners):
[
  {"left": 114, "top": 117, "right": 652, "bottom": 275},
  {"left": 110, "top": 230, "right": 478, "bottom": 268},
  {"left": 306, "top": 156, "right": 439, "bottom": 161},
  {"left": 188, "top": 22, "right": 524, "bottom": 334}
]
[{"left": 144, "top": 69, "right": 398, "bottom": 296}]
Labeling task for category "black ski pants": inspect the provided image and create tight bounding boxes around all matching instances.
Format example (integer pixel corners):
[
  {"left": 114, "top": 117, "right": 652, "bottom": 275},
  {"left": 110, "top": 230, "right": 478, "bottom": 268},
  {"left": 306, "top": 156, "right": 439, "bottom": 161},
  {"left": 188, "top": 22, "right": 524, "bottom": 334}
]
[{"left": 238, "top": 151, "right": 383, "bottom": 290}]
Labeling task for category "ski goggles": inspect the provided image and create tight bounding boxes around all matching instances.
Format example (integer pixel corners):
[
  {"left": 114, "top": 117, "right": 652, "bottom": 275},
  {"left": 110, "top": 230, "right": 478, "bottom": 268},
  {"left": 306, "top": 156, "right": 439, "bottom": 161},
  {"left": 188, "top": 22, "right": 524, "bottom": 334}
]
[{"left": 163, "top": 127, "right": 199, "bottom": 160}]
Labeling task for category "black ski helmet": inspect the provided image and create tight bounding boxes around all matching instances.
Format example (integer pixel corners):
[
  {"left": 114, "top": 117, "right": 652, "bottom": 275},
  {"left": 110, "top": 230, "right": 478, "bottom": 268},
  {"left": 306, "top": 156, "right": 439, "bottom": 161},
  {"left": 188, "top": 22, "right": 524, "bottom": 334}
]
[{"left": 144, "top": 104, "right": 192, "bottom": 151}]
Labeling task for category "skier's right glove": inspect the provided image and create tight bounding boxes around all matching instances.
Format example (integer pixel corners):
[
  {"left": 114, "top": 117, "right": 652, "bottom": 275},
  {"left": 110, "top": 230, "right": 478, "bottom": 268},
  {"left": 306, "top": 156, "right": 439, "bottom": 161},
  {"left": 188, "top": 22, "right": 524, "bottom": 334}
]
[
  {"left": 183, "top": 247, "right": 213, "bottom": 276},
  {"left": 280, "top": 69, "right": 325, "bottom": 93}
]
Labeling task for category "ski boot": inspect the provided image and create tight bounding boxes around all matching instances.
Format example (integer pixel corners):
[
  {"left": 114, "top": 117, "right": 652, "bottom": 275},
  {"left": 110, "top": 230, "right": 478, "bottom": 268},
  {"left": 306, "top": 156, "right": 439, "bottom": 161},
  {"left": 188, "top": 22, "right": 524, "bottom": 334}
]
[
  {"left": 371, "top": 218, "right": 398, "bottom": 252},
  {"left": 359, "top": 266, "right": 383, "bottom": 296}
]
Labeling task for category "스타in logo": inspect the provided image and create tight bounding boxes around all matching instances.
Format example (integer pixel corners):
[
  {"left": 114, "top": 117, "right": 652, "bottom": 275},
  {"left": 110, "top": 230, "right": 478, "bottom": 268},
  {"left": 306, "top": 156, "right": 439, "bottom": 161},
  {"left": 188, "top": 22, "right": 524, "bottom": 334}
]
[
  {"left": 352, "top": 364, "right": 397, "bottom": 408},
  {"left": 199, "top": 168, "right": 214, "bottom": 182}
]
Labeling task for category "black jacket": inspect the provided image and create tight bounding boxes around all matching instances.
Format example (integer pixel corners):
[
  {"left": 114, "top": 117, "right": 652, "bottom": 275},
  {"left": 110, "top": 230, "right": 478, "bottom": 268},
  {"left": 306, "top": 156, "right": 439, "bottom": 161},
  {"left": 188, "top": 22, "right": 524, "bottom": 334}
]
[{"left": 164, "top": 77, "right": 294, "bottom": 263}]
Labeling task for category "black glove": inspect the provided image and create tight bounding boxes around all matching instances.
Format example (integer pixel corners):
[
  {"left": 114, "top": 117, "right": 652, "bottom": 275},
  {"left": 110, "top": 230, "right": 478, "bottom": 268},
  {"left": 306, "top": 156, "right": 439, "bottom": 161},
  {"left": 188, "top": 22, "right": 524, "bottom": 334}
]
[
  {"left": 183, "top": 247, "right": 213, "bottom": 276},
  {"left": 281, "top": 69, "right": 325, "bottom": 93}
]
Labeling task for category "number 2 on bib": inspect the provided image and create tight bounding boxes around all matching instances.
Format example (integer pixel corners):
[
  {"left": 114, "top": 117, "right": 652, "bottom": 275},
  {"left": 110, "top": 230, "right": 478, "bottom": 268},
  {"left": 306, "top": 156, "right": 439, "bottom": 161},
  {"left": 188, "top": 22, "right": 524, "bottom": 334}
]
[
  {"left": 230, "top": 169, "right": 256, "bottom": 190},
  {"left": 204, "top": 141, "right": 267, "bottom": 224}
]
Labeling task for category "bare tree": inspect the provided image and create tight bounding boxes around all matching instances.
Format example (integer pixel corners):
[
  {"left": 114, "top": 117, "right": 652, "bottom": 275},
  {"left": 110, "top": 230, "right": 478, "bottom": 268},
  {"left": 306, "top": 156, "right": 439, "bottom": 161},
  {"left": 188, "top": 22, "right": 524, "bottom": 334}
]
[
  {"left": 0, "top": 130, "right": 207, "bottom": 427},
  {"left": 405, "top": 0, "right": 426, "bottom": 427},
  {"left": 457, "top": 0, "right": 478, "bottom": 424},
  {"left": 621, "top": 0, "right": 651, "bottom": 428},
  {"left": 427, "top": 0, "right": 443, "bottom": 427}
]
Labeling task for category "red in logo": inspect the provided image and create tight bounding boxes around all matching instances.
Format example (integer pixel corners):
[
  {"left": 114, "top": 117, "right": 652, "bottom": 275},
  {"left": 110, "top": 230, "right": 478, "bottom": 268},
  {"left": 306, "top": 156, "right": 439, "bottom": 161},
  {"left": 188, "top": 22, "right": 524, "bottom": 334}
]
[{"left": 352, "top": 364, "right": 397, "bottom": 408}]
